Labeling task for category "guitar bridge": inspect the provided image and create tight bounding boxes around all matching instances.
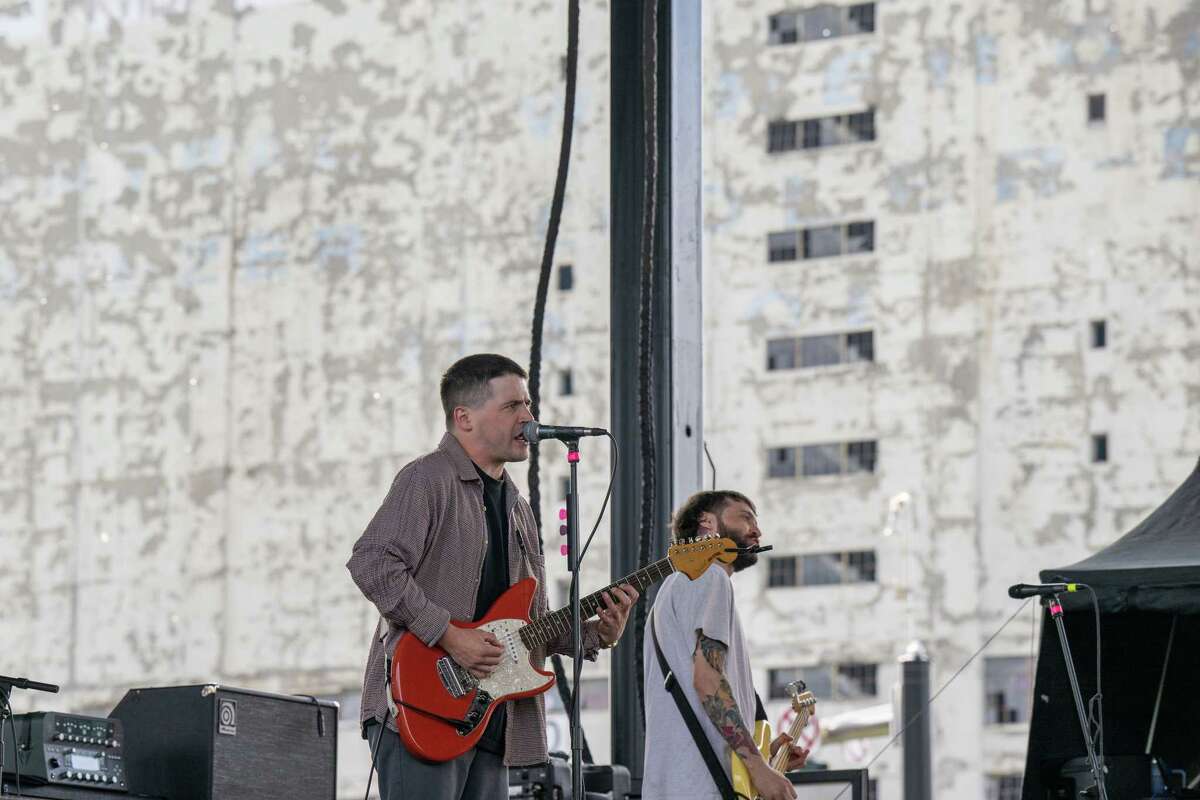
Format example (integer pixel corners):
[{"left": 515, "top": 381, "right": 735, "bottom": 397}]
[{"left": 436, "top": 656, "right": 478, "bottom": 699}]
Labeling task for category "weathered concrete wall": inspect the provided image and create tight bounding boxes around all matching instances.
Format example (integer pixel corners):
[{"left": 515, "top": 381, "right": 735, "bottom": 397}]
[
  {"left": 1, "top": 0, "right": 1197, "bottom": 797},
  {"left": 707, "top": 1, "right": 1200, "bottom": 798}
]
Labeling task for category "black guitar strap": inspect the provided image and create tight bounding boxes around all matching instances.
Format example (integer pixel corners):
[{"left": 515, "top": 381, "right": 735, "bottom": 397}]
[{"left": 651, "top": 610, "right": 740, "bottom": 800}]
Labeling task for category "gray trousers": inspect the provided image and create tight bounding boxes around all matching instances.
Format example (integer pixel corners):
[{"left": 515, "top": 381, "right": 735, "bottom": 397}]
[{"left": 366, "top": 721, "right": 507, "bottom": 800}]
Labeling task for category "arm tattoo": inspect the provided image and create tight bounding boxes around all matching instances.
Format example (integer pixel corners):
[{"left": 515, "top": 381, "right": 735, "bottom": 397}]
[{"left": 694, "top": 632, "right": 758, "bottom": 759}]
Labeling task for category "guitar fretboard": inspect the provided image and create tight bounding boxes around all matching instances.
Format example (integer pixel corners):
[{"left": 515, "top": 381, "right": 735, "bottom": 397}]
[{"left": 518, "top": 557, "right": 676, "bottom": 649}]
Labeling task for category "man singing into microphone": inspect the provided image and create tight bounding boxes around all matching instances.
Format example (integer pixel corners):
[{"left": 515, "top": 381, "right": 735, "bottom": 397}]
[{"left": 347, "top": 353, "right": 637, "bottom": 800}]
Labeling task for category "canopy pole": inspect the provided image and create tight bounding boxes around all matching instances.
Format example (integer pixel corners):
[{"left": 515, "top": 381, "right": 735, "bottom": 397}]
[{"left": 1144, "top": 614, "right": 1178, "bottom": 755}]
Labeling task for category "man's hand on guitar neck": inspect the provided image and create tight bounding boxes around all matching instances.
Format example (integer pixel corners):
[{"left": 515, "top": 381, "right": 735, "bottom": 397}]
[
  {"left": 439, "top": 625, "right": 504, "bottom": 679},
  {"left": 693, "top": 632, "right": 797, "bottom": 800}
]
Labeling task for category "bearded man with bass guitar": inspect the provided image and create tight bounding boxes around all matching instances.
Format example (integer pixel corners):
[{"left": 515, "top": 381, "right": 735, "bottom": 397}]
[
  {"left": 644, "top": 490, "right": 810, "bottom": 800},
  {"left": 347, "top": 354, "right": 637, "bottom": 800}
]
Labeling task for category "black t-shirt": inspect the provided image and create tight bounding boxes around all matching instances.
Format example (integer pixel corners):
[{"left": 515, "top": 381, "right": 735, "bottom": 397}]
[{"left": 472, "top": 464, "right": 510, "bottom": 754}]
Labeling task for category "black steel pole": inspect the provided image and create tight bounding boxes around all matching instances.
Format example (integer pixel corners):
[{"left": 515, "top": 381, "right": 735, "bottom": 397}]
[
  {"left": 610, "top": 0, "right": 673, "bottom": 788},
  {"left": 1047, "top": 597, "right": 1109, "bottom": 800},
  {"left": 900, "top": 643, "right": 932, "bottom": 800},
  {"left": 566, "top": 440, "right": 585, "bottom": 800}
]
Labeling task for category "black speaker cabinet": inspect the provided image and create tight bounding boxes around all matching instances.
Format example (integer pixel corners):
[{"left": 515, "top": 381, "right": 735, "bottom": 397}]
[{"left": 110, "top": 685, "right": 337, "bottom": 800}]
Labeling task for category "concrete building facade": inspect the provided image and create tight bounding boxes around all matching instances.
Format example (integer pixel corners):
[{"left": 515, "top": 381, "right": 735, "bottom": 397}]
[{"left": 1, "top": 1, "right": 1197, "bottom": 798}]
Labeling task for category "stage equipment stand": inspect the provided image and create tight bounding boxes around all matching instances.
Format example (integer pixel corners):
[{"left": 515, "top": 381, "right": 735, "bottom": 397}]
[
  {"left": 559, "top": 438, "right": 586, "bottom": 800},
  {"left": 1045, "top": 597, "right": 1109, "bottom": 800},
  {"left": 0, "top": 675, "right": 60, "bottom": 797}
]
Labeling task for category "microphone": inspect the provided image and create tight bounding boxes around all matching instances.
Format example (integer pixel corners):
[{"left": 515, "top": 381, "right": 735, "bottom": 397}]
[
  {"left": 521, "top": 421, "right": 608, "bottom": 442},
  {"left": 1007, "top": 582, "right": 1072, "bottom": 599}
]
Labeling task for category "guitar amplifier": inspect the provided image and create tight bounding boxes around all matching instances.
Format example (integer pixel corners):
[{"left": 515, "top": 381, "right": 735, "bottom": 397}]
[
  {"left": 1, "top": 712, "right": 128, "bottom": 791},
  {"left": 109, "top": 685, "right": 337, "bottom": 800}
]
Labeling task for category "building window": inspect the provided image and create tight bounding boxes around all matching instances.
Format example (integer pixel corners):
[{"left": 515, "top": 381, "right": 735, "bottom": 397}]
[
  {"left": 790, "top": 550, "right": 877, "bottom": 586},
  {"left": 771, "top": 662, "right": 878, "bottom": 700},
  {"left": 1092, "top": 433, "right": 1108, "bottom": 463},
  {"left": 773, "top": 440, "right": 877, "bottom": 477},
  {"left": 767, "top": 666, "right": 807, "bottom": 698},
  {"left": 768, "top": 447, "right": 798, "bottom": 478},
  {"left": 768, "top": 331, "right": 874, "bottom": 371},
  {"left": 846, "top": 221, "right": 875, "bottom": 253},
  {"left": 768, "top": 230, "right": 801, "bottom": 262},
  {"left": 559, "top": 263, "right": 574, "bottom": 291},
  {"left": 1090, "top": 319, "right": 1106, "bottom": 349},
  {"left": 768, "top": 120, "right": 799, "bottom": 153},
  {"left": 868, "top": 778, "right": 879, "bottom": 800},
  {"left": 769, "top": 110, "right": 875, "bottom": 153},
  {"left": 984, "top": 657, "right": 1031, "bottom": 725},
  {"left": 835, "top": 662, "right": 878, "bottom": 698},
  {"left": 559, "top": 369, "right": 574, "bottom": 397},
  {"left": 1087, "top": 93, "right": 1106, "bottom": 124},
  {"left": 766, "top": 338, "right": 798, "bottom": 370},
  {"left": 986, "top": 775, "right": 1023, "bottom": 800},
  {"left": 768, "top": 4, "right": 877, "bottom": 46},
  {"left": 768, "top": 11, "right": 799, "bottom": 45},
  {"left": 768, "top": 221, "right": 875, "bottom": 262},
  {"left": 768, "top": 556, "right": 798, "bottom": 588}
]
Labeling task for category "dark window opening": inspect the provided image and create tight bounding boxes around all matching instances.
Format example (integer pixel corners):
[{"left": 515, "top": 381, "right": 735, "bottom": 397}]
[
  {"left": 836, "top": 662, "right": 878, "bottom": 698},
  {"left": 767, "top": 338, "right": 798, "bottom": 371},
  {"left": 1088, "top": 93, "right": 1106, "bottom": 124},
  {"left": 846, "top": 331, "right": 875, "bottom": 362},
  {"left": 769, "top": 4, "right": 876, "bottom": 46},
  {"left": 793, "top": 551, "right": 878, "bottom": 586},
  {"left": 768, "top": 447, "right": 798, "bottom": 478},
  {"left": 767, "top": 666, "right": 806, "bottom": 697},
  {"left": 1092, "top": 433, "right": 1108, "bottom": 463},
  {"left": 768, "top": 120, "right": 799, "bottom": 153},
  {"left": 1091, "top": 319, "right": 1106, "bottom": 349},
  {"left": 560, "top": 369, "right": 574, "bottom": 397},
  {"left": 984, "top": 657, "right": 1031, "bottom": 725},
  {"left": 768, "top": 556, "right": 798, "bottom": 588},
  {"left": 558, "top": 264, "right": 574, "bottom": 291},
  {"left": 768, "top": 231, "right": 800, "bottom": 262}
]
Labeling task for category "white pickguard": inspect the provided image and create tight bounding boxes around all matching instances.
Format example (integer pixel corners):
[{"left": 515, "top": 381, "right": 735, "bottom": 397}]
[{"left": 475, "top": 617, "right": 554, "bottom": 701}]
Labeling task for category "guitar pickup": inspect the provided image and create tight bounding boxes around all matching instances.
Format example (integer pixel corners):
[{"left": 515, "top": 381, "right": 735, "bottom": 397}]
[{"left": 437, "top": 657, "right": 477, "bottom": 698}]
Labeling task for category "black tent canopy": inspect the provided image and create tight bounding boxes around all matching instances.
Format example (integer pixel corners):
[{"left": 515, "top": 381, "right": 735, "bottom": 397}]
[{"left": 1022, "top": 458, "right": 1200, "bottom": 799}]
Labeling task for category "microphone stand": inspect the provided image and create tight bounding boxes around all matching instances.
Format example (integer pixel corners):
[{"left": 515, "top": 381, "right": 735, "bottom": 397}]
[
  {"left": 1044, "top": 597, "right": 1108, "bottom": 800},
  {"left": 562, "top": 437, "right": 585, "bottom": 800},
  {"left": 0, "top": 675, "right": 60, "bottom": 797}
]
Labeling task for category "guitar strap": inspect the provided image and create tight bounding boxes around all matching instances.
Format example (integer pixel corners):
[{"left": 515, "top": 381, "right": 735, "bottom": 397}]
[{"left": 650, "top": 610, "right": 739, "bottom": 800}]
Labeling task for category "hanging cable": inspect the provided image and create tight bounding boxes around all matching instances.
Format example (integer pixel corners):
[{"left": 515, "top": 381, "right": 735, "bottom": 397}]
[
  {"left": 632, "top": 0, "right": 660, "bottom": 726},
  {"left": 525, "top": 0, "right": 589, "bottom": 762}
]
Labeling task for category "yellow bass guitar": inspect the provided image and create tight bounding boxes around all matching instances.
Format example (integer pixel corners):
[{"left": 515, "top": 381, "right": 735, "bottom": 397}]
[{"left": 730, "top": 681, "right": 817, "bottom": 800}]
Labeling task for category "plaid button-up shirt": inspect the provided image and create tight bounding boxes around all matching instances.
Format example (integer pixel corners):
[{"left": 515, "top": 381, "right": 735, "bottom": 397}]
[{"left": 347, "top": 433, "right": 602, "bottom": 766}]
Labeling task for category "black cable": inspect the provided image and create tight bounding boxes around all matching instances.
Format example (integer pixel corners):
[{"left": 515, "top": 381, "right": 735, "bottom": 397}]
[
  {"left": 632, "top": 0, "right": 659, "bottom": 730},
  {"left": 1, "top": 691, "right": 20, "bottom": 798},
  {"left": 527, "top": 0, "right": 580, "bottom": 538},
  {"left": 525, "top": 0, "right": 586, "bottom": 763},
  {"left": 830, "top": 599, "right": 1035, "bottom": 800},
  {"left": 362, "top": 721, "right": 385, "bottom": 800},
  {"left": 1080, "top": 584, "right": 1104, "bottom": 766},
  {"left": 576, "top": 434, "right": 618, "bottom": 566}
]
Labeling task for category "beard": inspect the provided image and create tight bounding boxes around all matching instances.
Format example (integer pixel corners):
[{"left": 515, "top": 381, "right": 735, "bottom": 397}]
[{"left": 718, "top": 519, "right": 759, "bottom": 573}]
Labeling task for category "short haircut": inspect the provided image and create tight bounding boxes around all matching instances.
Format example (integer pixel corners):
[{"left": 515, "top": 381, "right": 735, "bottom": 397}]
[
  {"left": 440, "top": 353, "right": 528, "bottom": 428},
  {"left": 671, "top": 490, "right": 757, "bottom": 540}
]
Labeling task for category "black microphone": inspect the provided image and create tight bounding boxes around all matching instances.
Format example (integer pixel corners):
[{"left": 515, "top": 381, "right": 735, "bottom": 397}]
[
  {"left": 521, "top": 421, "right": 608, "bottom": 442},
  {"left": 0, "top": 674, "right": 60, "bottom": 693},
  {"left": 1007, "top": 582, "right": 1071, "bottom": 599}
]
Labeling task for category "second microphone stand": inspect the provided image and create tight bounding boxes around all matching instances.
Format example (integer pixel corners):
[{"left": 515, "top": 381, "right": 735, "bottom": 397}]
[
  {"left": 1045, "top": 596, "right": 1108, "bottom": 800},
  {"left": 561, "top": 437, "right": 586, "bottom": 800}
]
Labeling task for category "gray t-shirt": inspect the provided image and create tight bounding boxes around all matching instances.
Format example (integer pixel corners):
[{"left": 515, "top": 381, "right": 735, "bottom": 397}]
[{"left": 642, "top": 564, "right": 756, "bottom": 799}]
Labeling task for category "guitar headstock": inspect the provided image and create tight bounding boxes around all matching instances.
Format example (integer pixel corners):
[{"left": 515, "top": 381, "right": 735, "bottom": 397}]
[
  {"left": 667, "top": 535, "right": 738, "bottom": 579},
  {"left": 785, "top": 680, "right": 817, "bottom": 725}
]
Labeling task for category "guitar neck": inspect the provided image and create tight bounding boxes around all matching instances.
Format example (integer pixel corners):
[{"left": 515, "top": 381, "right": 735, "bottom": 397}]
[
  {"left": 519, "top": 557, "right": 676, "bottom": 648},
  {"left": 769, "top": 710, "right": 811, "bottom": 772}
]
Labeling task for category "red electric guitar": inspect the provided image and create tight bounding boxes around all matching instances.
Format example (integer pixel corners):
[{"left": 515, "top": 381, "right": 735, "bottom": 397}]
[{"left": 388, "top": 536, "right": 736, "bottom": 762}]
